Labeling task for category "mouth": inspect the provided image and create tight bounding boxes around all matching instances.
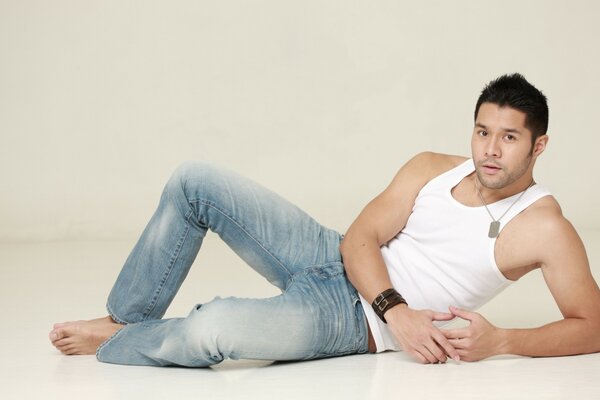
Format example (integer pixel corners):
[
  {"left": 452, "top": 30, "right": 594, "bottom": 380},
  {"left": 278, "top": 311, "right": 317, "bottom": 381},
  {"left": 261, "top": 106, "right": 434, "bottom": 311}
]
[{"left": 480, "top": 162, "right": 502, "bottom": 175}]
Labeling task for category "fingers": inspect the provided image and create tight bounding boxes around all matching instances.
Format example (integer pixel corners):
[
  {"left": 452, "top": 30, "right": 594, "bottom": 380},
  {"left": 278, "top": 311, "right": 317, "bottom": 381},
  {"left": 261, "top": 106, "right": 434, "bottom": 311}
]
[
  {"left": 449, "top": 338, "right": 479, "bottom": 362},
  {"left": 441, "top": 328, "right": 469, "bottom": 339},
  {"left": 431, "top": 311, "right": 455, "bottom": 321},
  {"left": 409, "top": 345, "right": 443, "bottom": 364},
  {"left": 392, "top": 308, "right": 471, "bottom": 364},
  {"left": 432, "top": 330, "right": 461, "bottom": 361},
  {"left": 449, "top": 306, "right": 477, "bottom": 321},
  {"left": 447, "top": 338, "right": 464, "bottom": 348},
  {"left": 425, "top": 342, "right": 448, "bottom": 363},
  {"left": 410, "top": 350, "right": 428, "bottom": 364},
  {"left": 409, "top": 344, "right": 463, "bottom": 364},
  {"left": 408, "top": 337, "right": 451, "bottom": 364}
]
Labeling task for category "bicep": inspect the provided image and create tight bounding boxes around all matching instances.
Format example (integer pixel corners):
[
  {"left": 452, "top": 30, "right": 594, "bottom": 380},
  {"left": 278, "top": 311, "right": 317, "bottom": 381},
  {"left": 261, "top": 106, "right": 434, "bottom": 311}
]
[
  {"left": 540, "top": 219, "right": 600, "bottom": 320},
  {"left": 344, "top": 152, "right": 441, "bottom": 246}
]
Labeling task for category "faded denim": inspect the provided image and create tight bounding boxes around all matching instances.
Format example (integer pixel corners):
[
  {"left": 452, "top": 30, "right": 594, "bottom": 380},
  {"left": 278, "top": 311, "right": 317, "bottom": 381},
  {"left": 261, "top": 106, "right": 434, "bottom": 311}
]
[{"left": 96, "top": 161, "right": 369, "bottom": 367}]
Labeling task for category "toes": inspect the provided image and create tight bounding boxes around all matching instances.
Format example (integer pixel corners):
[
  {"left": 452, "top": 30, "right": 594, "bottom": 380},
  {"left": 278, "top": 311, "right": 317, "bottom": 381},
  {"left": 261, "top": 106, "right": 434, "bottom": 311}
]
[
  {"left": 50, "top": 325, "right": 80, "bottom": 343},
  {"left": 50, "top": 319, "right": 114, "bottom": 356},
  {"left": 57, "top": 344, "right": 76, "bottom": 355},
  {"left": 49, "top": 329, "right": 65, "bottom": 343},
  {"left": 53, "top": 337, "right": 74, "bottom": 348},
  {"left": 53, "top": 320, "right": 84, "bottom": 330},
  {"left": 53, "top": 335, "right": 80, "bottom": 355}
]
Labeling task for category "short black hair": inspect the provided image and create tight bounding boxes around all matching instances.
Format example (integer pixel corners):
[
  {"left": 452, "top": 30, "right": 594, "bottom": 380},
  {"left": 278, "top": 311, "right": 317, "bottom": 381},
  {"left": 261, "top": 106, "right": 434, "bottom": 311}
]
[{"left": 474, "top": 73, "right": 549, "bottom": 144}]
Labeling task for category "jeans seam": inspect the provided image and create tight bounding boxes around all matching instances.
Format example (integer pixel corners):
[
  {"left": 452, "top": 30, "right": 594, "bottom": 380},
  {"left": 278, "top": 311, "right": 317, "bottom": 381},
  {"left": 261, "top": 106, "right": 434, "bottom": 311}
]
[
  {"left": 289, "top": 260, "right": 361, "bottom": 359},
  {"left": 285, "top": 261, "right": 343, "bottom": 289},
  {"left": 192, "top": 197, "right": 293, "bottom": 280},
  {"left": 106, "top": 302, "right": 129, "bottom": 325},
  {"left": 95, "top": 325, "right": 126, "bottom": 360},
  {"left": 141, "top": 211, "right": 192, "bottom": 321}
]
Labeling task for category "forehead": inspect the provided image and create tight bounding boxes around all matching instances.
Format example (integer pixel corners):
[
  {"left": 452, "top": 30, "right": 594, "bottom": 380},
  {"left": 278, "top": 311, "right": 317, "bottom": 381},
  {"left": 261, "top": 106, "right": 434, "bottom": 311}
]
[{"left": 476, "top": 102, "right": 529, "bottom": 131}]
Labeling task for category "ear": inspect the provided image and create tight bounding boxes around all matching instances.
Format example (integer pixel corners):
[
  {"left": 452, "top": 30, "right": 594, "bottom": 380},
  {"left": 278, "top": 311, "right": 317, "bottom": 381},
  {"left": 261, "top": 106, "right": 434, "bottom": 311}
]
[{"left": 532, "top": 134, "right": 548, "bottom": 157}]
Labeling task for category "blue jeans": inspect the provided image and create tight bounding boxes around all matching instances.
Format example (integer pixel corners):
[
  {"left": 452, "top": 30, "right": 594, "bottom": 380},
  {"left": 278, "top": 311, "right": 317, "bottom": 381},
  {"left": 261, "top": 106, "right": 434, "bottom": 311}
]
[{"left": 96, "top": 161, "right": 369, "bottom": 367}]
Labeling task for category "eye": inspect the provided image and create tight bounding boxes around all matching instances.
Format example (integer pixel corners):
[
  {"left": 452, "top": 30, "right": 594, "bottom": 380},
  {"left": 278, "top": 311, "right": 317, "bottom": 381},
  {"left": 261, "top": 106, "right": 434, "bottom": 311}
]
[
  {"left": 505, "top": 134, "right": 516, "bottom": 141},
  {"left": 478, "top": 130, "right": 487, "bottom": 137}
]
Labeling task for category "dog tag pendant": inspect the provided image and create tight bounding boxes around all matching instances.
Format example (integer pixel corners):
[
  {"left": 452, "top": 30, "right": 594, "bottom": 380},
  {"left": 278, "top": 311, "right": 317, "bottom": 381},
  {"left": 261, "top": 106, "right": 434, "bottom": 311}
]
[{"left": 488, "top": 221, "right": 500, "bottom": 238}]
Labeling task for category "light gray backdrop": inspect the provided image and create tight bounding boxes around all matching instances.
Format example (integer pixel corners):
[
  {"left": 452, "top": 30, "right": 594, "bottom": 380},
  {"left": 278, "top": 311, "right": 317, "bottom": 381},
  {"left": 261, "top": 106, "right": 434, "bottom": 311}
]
[{"left": 1, "top": 0, "right": 598, "bottom": 242}]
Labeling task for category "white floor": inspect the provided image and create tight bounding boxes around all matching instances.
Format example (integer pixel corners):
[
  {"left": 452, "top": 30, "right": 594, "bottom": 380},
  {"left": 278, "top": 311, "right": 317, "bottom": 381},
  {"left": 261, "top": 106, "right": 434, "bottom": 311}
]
[{"left": 1, "top": 231, "right": 599, "bottom": 400}]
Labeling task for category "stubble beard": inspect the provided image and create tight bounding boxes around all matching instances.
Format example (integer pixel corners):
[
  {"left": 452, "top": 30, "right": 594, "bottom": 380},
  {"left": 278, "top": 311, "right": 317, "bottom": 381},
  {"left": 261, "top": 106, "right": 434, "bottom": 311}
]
[{"left": 476, "top": 153, "right": 533, "bottom": 190}]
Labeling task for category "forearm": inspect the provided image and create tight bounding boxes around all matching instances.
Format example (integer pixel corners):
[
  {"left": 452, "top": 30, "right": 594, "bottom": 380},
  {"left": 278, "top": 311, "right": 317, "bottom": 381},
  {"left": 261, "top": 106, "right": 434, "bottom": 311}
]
[
  {"left": 340, "top": 234, "right": 393, "bottom": 303},
  {"left": 339, "top": 153, "right": 436, "bottom": 304},
  {"left": 342, "top": 227, "right": 461, "bottom": 364},
  {"left": 502, "top": 317, "right": 600, "bottom": 357}
]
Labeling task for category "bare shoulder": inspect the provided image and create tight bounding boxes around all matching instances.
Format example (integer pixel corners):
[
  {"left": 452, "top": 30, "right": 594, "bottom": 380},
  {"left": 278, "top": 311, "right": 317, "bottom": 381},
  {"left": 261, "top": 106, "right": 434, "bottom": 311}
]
[
  {"left": 370, "top": 151, "right": 469, "bottom": 208},
  {"left": 523, "top": 195, "right": 570, "bottom": 235},
  {"left": 359, "top": 152, "right": 470, "bottom": 245},
  {"left": 515, "top": 195, "right": 584, "bottom": 260},
  {"left": 497, "top": 195, "right": 586, "bottom": 280},
  {"left": 399, "top": 151, "right": 468, "bottom": 184}
]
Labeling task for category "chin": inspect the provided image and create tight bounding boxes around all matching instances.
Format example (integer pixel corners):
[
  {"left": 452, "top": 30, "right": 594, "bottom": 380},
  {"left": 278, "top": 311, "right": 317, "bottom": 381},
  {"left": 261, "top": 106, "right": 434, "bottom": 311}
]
[
  {"left": 482, "top": 181, "right": 506, "bottom": 190},
  {"left": 476, "top": 171, "right": 507, "bottom": 190}
]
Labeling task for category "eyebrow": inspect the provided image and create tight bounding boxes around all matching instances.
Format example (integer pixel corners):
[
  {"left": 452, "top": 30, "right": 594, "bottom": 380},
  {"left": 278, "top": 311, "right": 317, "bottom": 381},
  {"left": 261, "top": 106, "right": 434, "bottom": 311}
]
[{"left": 475, "top": 123, "right": 522, "bottom": 135}]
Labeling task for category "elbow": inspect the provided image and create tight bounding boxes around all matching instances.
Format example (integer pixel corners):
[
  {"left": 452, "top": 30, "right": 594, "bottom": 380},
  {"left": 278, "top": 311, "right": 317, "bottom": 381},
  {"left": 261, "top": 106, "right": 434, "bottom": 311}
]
[
  {"left": 339, "top": 237, "right": 349, "bottom": 259},
  {"left": 578, "top": 316, "right": 600, "bottom": 355},
  {"left": 339, "top": 232, "right": 361, "bottom": 258},
  {"left": 590, "top": 319, "right": 600, "bottom": 354},
  {"left": 339, "top": 234, "right": 361, "bottom": 268}
]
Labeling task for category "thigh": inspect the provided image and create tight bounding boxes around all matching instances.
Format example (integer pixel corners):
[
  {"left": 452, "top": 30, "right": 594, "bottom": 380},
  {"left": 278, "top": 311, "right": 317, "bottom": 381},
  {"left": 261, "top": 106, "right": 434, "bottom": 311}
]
[
  {"left": 97, "top": 264, "right": 369, "bottom": 367},
  {"left": 283, "top": 262, "right": 369, "bottom": 359},
  {"left": 96, "top": 294, "right": 316, "bottom": 367},
  {"left": 172, "top": 161, "right": 343, "bottom": 289},
  {"left": 186, "top": 263, "right": 368, "bottom": 363}
]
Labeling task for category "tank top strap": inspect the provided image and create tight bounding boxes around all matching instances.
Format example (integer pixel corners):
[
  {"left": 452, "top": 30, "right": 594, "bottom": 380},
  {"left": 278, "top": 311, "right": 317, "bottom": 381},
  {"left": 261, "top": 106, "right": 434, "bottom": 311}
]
[
  {"left": 494, "top": 183, "right": 552, "bottom": 236},
  {"left": 418, "top": 158, "right": 475, "bottom": 196}
]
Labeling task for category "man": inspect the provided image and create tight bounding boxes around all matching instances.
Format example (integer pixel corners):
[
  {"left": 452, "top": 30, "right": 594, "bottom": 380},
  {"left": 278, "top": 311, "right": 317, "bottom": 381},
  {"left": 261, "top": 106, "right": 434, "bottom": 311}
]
[{"left": 49, "top": 73, "right": 600, "bottom": 366}]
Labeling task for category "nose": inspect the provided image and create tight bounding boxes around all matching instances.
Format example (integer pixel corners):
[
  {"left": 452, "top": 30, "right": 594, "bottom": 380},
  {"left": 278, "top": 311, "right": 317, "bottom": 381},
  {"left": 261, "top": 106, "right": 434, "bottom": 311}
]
[{"left": 484, "top": 136, "right": 501, "bottom": 158}]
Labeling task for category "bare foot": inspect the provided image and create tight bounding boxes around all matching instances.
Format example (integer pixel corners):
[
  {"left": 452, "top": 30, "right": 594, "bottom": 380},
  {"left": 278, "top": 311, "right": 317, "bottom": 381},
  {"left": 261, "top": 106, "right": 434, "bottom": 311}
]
[{"left": 49, "top": 316, "right": 124, "bottom": 355}]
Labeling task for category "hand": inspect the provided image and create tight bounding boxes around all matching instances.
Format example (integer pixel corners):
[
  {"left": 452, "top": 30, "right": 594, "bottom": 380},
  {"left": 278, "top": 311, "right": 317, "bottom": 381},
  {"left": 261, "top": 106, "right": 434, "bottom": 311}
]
[
  {"left": 441, "top": 306, "right": 504, "bottom": 362},
  {"left": 385, "top": 305, "right": 460, "bottom": 364}
]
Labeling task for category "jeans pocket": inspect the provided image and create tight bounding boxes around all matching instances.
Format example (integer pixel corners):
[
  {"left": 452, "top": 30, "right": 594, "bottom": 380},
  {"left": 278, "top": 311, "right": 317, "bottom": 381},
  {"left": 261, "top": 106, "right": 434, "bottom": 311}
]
[{"left": 308, "top": 264, "right": 364, "bottom": 357}]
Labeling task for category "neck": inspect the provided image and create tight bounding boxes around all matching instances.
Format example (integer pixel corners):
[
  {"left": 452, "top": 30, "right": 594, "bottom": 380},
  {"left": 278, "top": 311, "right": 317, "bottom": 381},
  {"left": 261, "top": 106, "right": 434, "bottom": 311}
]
[{"left": 473, "top": 174, "right": 535, "bottom": 204}]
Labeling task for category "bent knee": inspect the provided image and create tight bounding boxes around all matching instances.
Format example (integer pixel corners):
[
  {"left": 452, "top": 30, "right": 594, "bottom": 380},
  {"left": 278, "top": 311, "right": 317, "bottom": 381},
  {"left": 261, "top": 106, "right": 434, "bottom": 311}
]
[
  {"left": 167, "top": 160, "right": 229, "bottom": 198},
  {"left": 170, "top": 160, "right": 215, "bottom": 184}
]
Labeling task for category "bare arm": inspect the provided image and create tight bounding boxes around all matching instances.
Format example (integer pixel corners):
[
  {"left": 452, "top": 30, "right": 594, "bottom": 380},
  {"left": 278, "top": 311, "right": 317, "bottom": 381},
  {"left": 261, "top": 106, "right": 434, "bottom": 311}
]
[
  {"left": 442, "top": 214, "right": 600, "bottom": 361},
  {"left": 340, "top": 153, "right": 426, "bottom": 303},
  {"left": 340, "top": 152, "right": 464, "bottom": 363},
  {"left": 502, "top": 217, "right": 600, "bottom": 356}
]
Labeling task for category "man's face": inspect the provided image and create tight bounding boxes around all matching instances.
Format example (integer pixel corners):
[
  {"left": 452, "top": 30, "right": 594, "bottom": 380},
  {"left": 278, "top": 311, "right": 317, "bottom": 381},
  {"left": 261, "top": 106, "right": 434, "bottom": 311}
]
[{"left": 471, "top": 102, "right": 538, "bottom": 190}]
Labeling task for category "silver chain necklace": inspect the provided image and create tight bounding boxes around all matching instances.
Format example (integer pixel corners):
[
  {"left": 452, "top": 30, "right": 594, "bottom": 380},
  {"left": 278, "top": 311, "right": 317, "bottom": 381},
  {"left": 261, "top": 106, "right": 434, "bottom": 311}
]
[{"left": 475, "top": 179, "right": 534, "bottom": 238}]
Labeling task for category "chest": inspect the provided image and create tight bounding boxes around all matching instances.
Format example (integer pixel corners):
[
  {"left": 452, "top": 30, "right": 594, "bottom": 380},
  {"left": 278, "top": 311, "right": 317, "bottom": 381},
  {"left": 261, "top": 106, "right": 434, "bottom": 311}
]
[{"left": 416, "top": 178, "right": 542, "bottom": 281}]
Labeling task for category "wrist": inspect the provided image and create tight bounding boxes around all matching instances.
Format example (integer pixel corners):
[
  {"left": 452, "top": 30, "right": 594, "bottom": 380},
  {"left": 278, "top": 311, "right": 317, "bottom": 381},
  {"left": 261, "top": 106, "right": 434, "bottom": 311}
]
[
  {"left": 383, "top": 302, "right": 410, "bottom": 322},
  {"left": 372, "top": 288, "right": 408, "bottom": 323},
  {"left": 496, "top": 328, "right": 512, "bottom": 355}
]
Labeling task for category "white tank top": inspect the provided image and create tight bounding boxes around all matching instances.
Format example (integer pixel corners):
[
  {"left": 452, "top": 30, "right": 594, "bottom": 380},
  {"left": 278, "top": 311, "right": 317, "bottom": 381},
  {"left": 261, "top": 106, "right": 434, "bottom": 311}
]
[{"left": 359, "top": 159, "right": 552, "bottom": 352}]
